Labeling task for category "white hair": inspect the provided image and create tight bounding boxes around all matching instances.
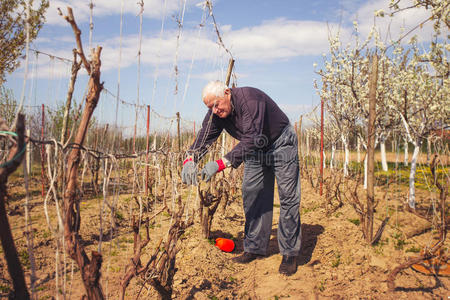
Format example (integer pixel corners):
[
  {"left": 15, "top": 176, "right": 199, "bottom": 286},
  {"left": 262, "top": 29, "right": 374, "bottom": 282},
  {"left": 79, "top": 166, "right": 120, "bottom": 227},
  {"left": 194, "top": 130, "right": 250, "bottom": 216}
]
[{"left": 201, "top": 80, "right": 228, "bottom": 100}]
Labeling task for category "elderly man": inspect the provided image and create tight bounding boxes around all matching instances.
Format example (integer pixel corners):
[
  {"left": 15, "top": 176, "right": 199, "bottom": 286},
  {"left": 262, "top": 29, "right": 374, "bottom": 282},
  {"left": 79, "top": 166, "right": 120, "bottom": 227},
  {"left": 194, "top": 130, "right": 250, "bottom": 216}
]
[{"left": 182, "top": 81, "right": 301, "bottom": 276}]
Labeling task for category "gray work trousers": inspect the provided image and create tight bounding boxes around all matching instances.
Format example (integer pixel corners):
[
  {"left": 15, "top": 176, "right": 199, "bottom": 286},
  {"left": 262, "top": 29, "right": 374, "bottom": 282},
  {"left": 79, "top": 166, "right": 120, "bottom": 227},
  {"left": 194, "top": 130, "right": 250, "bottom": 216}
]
[{"left": 242, "top": 125, "right": 301, "bottom": 256}]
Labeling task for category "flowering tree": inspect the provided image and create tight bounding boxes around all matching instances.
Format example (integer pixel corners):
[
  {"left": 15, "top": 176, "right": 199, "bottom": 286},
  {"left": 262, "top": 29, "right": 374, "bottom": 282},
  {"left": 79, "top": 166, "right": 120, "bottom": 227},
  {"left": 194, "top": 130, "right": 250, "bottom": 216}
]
[
  {"left": 384, "top": 0, "right": 449, "bottom": 208},
  {"left": 0, "top": 0, "right": 48, "bottom": 84},
  {"left": 317, "top": 25, "right": 400, "bottom": 183},
  {"left": 308, "top": 104, "right": 342, "bottom": 170},
  {"left": 388, "top": 41, "right": 449, "bottom": 208},
  {"left": 316, "top": 31, "right": 363, "bottom": 177}
]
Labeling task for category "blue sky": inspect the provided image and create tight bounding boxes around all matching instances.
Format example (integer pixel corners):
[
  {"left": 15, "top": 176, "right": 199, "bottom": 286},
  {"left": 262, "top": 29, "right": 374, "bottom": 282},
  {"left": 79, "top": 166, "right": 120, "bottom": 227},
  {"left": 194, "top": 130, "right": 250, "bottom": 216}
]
[{"left": 4, "top": 0, "right": 436, "bottom": 135}]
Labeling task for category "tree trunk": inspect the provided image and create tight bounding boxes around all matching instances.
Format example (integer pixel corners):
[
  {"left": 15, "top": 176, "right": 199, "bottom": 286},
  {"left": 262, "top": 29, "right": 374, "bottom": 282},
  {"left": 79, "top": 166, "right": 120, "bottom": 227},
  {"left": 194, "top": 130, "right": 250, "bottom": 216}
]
[
  {"left": 0, "top": 115, "right": 30, "bottom": 300},
  {"left": 403, "top": 138, "right": 409, "bottom": 166},
  {"left": 380, "top": 138, "right": 388, "bottom": 172},
  {"left": 426, "top": 137, "right": 431, "bottom": 164},
  {"left": 364, "top": 155, "right": 368, "bottom": 189},
  {"left": 394, "top": 137, "right": 399, "bottom": 169},
  {"left": 341, "top": 133, "right": 349, "bottom": 176},
  {"left": 59, "top": 15, "right": 105, "bottom": 295},
  {"left": 366, "top": 53, "right": 378, "bottom": 243},
  {"left": 408, "top": 141, "right": 421, "bottom": 209},
  {"left": 322, "top": 150, "right": 326, "bottom": 169},
  {"left": 330, "top": 143, "right": 336, "bottom": 169},
  {"left": 357, "top": 136, "right": 360, "bottom": 163},
  {"left": 61, "top": 49, "right": 81, "bottom": 145}
]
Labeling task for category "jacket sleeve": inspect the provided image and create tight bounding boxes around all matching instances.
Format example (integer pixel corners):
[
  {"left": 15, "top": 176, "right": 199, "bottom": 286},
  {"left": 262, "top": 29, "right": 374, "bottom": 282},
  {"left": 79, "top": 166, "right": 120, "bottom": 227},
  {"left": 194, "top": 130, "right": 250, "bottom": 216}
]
[
  {"left": 224, "top": 99, "right": 266, "bottom": 168},
  {"left": 187, "top": 109, "right": 223, "bottom": 162}
]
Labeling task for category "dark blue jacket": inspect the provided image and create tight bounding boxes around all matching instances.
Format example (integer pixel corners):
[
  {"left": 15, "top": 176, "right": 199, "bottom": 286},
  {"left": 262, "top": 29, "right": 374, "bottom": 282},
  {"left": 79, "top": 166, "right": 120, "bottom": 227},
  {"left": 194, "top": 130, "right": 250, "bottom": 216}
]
[{"left": 189, "top": 87, "right": 289, "bottom": 168}]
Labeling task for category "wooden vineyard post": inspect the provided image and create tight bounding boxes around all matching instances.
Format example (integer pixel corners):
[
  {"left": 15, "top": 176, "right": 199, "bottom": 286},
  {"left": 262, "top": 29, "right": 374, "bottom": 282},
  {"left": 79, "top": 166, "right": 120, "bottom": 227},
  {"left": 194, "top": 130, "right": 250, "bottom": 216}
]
[
  {"left": 41, "top": 104, "right": 45, "bottom": 198},
  {"left": 220, "top": 58, "right": 234, "bottom": 162},
  {"left": 133, "top": 123, "right": 137, "bottom": 154},
  {"left": 298, "top": 115, "right": 302, "bottom": 160},
  {"left": 366, "top": 53, "right": 378, "bottom": 243},
  {"left": 26, "top": 129, "right": 31, "bottom": 175},
  {"left": 145, "top": 105, "right": 150, "bottom": 196},
  {"left": 320, "top": 89, "right": 324, "bottom": 196},
  {"left": 225, "top": 58, "right": 234, "bottom": 86},
  {"left": 176, "top": 112, "right": 181, "bottom": 153}
]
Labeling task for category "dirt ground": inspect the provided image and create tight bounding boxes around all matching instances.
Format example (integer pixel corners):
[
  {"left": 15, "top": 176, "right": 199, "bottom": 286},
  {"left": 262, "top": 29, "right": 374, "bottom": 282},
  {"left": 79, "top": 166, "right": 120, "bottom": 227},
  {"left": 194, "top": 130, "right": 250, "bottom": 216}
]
[{"left": 1, "top": 166, "right": 449, "bottom": 299}]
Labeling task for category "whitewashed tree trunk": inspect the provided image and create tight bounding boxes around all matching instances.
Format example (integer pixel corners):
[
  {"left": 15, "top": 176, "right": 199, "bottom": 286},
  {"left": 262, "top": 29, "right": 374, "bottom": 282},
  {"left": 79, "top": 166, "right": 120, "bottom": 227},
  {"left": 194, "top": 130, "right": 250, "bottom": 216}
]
[
  {"left": 26, "top": 129, "right": 32, "bottom": 175},
  {"left": 380, "top": 138, "right": 388, "bottom": 171},
  {"left": 341, "top": 133, "right": 349, "bottom": 176},
  {"left": 357, "top": 136, "right": 361, "bottom": 163},
  {"left": 426, "top": 137, "right": 431, "bottom": 163},
  {"left": 323, "top": 150, "right": 326, "bottom": 169},
  {"left": 403, "top": 138, "right": 409, "bottom": 166},
  {"left": 408, "top": 140, "right": 421, "bottom": 209},
  {"left": 330, "top": 143, "right": 336, "bottom": 169}
]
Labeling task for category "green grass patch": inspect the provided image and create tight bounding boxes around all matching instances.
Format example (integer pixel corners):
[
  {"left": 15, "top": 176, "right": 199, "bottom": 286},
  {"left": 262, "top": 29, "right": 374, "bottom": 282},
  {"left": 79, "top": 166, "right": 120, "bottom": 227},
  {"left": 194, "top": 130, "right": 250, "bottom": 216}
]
[
  {"left": 392, "top": 232, "right": 407, "bottom": 250},
  {"left": 302, "top": 204, "right": 319, "bottom": 214},
  {"left": 18, "top": 249, "right": 30, "bottom": 269},
  {"left": 115, "top": 210, "right": 125, "bottom": 221},
  {"left": 317, "top": 279, "right": 326, "bottom": 292},
  {"left": 406, "top": 245, "right": 421, "bottom": 253},
  {"left": 41, "top": 230, "right": 51, "bottom": 239},
  {"left": 119, "top": 237, "right": 134, "bottom": 244},
  {"left": 375, "top": 163, "right": 449, "bottom": 191},
  {"left": 0, "top": 285, "right": 11, "bottom": 293},
  {"left": 372, "top": 238, "right": 388, "bottom": 255},
  {"left": 36, "top": 285, "right": 46, "bottom": 292},
  {"left": 348, "top": 218, "right": 360, "bottom": 226},
  {"left": 331, "top": 251, "right": 341, "bottom": 268}
]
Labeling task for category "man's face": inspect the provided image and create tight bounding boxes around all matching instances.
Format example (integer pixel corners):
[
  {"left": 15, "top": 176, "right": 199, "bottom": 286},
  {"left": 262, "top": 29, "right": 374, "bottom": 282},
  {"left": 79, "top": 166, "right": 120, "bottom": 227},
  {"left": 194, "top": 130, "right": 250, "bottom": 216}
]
[{"left": 203, "top": 89, "right": 232, "bottom": 118}]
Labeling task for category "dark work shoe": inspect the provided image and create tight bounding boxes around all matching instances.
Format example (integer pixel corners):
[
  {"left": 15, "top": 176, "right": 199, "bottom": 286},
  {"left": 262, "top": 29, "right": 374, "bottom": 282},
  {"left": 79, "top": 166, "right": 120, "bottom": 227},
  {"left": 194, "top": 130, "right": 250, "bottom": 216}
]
[
  {"left": 279, "top": 255, "right": 297, "bottom": 276},
  {"left": 232, "top": 252, "right": 263, "bottom": 264}
]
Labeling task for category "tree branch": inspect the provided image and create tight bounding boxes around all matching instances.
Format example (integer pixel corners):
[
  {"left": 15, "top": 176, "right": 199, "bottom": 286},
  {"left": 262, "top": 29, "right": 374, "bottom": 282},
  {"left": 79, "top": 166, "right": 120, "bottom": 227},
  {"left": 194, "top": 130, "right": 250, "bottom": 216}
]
[{"left": 58, "top": 6, "right": 91, "bottom": 74}]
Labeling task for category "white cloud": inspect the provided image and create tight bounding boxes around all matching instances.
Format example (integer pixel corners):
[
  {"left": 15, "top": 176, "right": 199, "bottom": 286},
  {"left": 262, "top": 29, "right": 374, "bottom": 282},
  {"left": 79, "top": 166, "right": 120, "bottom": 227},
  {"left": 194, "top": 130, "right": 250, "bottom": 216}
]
[
  {"left": 12, "top": 53, "right": 75, "bottom": 81},
  {"left": 222, "top": 19, "right": 348, "bottom": 61},
  {"left": 279, "top": 103, "right": 315, "bottom": 114},
  {"left": 98, "top": 28, "right": 219, "bottom": 72},
  {"left": 24, "top": 16, "right": 347, "bottom": 80},
  {"left": 33, "top": 1, "right": 438, "bottom": 81},
  {"left": 354, "top": 0, "right": 436, "bottom": 44},
  {"left": 45, "top": 0, "right": 192, "bottom": 26},
  {"left": 194, "top": 70, "right": 247, "bottom": 82}
]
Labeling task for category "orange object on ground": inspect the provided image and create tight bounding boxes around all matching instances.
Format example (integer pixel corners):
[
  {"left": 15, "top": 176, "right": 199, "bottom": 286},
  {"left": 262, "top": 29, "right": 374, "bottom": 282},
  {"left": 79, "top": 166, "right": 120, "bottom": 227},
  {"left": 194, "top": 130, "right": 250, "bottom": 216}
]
[
  {"left": 411, "top": 257, "right": 450, "bottom": 277},
  {"left": 215, "top": 238, "right": 235, "bottom": 252}
]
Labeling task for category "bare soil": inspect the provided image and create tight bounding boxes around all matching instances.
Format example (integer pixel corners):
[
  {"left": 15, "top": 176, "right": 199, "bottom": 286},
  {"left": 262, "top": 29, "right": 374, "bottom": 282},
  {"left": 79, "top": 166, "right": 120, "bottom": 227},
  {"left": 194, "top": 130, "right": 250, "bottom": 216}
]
[{"left": 1, "top": 167, "right": 449, "bottom": 300}]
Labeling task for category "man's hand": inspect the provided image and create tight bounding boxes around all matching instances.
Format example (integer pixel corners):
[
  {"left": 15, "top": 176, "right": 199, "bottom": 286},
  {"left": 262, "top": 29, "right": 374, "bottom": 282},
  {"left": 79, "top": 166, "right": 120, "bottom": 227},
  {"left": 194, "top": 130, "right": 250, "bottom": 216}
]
[
  {"left": 181, "top": 157, "right": 198, "bottom": 185},
  {"left": 200, "top": 159, "right": 227, "bottom": 182}
]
